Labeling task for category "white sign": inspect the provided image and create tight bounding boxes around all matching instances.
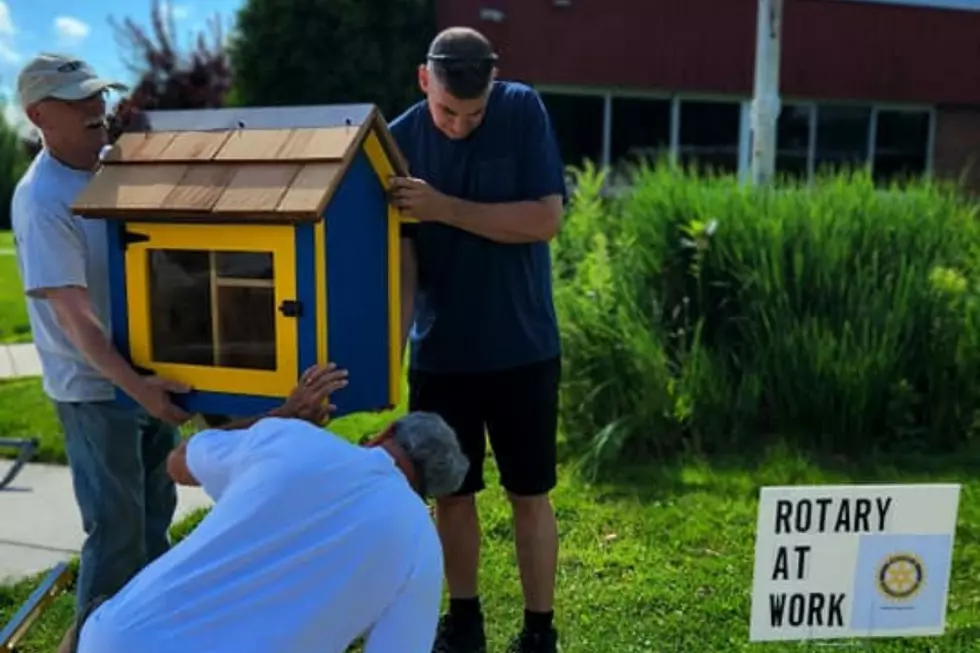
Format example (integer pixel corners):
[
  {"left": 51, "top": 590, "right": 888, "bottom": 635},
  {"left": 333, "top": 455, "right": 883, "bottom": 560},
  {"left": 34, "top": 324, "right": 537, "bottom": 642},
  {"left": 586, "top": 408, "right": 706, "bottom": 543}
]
[{"left": 750, "top": 483, "right": 961, "bottom": 642}]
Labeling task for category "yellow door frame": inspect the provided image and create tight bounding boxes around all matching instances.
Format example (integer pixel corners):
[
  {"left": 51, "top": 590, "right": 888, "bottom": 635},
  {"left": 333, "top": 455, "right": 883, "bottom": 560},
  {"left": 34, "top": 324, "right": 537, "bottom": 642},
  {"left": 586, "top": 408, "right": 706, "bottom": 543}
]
[{"left": 124, "top": 222, "right": 299, "bottom": 397}]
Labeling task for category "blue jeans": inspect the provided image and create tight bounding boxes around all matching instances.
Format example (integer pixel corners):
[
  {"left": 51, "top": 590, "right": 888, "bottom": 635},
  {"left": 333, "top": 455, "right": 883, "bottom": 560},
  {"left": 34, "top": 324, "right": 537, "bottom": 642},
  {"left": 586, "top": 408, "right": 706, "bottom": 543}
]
[{"left": 54, "top": 400, "right": 179, "bottom": 615}]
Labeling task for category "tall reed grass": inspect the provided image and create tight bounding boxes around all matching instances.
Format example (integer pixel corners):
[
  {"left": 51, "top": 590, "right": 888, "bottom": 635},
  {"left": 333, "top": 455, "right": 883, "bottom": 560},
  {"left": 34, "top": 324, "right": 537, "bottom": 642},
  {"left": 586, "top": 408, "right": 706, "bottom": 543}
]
[{"left": 553, "top": 161, "right": 980, "bottom": 472}]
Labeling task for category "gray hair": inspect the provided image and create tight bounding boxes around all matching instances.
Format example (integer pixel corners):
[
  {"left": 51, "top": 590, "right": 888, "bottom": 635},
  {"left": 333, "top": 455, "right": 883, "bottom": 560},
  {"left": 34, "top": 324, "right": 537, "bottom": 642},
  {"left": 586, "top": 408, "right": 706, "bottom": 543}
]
[{"left": 391, "top": 411, "right": 469, "bottom": 498}]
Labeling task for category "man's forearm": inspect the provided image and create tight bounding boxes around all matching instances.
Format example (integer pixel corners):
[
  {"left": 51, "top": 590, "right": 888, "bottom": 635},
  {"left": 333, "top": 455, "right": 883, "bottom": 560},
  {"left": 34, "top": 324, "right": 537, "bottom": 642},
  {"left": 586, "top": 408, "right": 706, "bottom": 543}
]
[
  {"left": 57, "top": 310, "right": 147, "bottom": 400},
  {"left": 441, "top": 197, "right": 561, "bottom": 244}
]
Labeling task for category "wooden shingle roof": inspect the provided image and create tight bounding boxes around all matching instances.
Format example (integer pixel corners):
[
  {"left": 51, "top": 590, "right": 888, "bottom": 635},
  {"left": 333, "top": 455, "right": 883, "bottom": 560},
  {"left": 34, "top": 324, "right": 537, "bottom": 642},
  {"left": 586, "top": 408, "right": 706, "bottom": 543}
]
[{"left": 71, "top": 104, "right": 407, "bottom": 223}]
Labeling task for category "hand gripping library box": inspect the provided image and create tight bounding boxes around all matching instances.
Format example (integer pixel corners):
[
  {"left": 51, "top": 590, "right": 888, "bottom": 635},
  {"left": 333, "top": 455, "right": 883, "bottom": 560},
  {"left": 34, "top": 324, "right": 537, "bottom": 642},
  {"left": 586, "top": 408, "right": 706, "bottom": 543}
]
[{"left": 70, "top": 104, "right": 414, "bottom": 419}]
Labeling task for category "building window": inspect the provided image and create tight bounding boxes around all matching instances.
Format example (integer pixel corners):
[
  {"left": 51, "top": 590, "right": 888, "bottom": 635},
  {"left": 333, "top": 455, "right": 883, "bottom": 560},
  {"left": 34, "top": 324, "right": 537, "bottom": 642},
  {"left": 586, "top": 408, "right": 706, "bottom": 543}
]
[
  {"left": 679, "top": 100, "right": 741, "bottom": 175},
  {"left": 776, "top": 104, "right": 812, "bottom": 182},
  {"left": 814, "top": 105, "right": 873, "bottom": 176},
  {"left": 539, "top": 92, "right": 605, "bottom": 168},
  {"left": 534, "top": 85, "right": 935, "bottom": 187},
  {"left": 873, "top": 109, "right": 931, "bottom": 186},
  {"left": 610, "top": 97, "right": 672, "bottom": 168}
]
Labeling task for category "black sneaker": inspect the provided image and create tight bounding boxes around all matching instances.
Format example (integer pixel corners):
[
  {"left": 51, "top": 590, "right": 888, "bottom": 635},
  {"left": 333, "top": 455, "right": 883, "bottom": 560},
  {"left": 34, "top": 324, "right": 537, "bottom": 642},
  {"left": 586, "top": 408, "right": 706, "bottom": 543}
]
[
  {"left": 506, "top": 627, "right": 559, "bottom": 653},
  {"left": 431, "top": 613, "right": 487, "bottom": 653}
]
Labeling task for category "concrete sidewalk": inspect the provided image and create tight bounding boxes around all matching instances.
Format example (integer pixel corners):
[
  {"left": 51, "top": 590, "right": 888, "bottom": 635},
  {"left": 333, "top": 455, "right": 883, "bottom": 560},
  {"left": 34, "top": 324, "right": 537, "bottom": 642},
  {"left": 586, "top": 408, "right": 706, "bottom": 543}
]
[
  {"left": 0, "top": 341, "right": 213, "bottom": 584},
  {"left": 0, "top": 463, "right": 213, "bottom": 583},
  {"left": 0, "top": 342, "right": 42, "bottom": 379}
]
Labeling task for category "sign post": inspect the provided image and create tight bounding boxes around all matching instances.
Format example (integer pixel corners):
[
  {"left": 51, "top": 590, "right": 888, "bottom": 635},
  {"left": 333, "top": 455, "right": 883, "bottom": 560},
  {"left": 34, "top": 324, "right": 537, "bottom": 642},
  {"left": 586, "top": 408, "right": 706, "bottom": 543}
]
[
  {"left": 749, "top": 0, "right": 783, "bottom": 186},
  {"left": 750, "top": 484, "right": 961, "bottom": 642}
]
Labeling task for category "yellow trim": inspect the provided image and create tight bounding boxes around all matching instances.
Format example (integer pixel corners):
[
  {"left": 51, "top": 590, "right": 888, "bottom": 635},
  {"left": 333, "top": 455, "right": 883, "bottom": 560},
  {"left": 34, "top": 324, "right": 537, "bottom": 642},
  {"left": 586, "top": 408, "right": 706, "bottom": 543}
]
[
  {"left": 124, "top": 223, "right": 298, "bottom": 397},
  {"left": 314, "top": 220, "right": 327, "bottom": 367},
  {"left": 363, "top": 130, "right": 393, "bottom": 186},
  {"left": 364, "top": 130, "right": 404, "bottom": 407},
  {"left": 387, "top": 204, "right": 401, "bottom": 407},
  {"left": 363, "top": 129, "right": 419, "bottom": 224}
]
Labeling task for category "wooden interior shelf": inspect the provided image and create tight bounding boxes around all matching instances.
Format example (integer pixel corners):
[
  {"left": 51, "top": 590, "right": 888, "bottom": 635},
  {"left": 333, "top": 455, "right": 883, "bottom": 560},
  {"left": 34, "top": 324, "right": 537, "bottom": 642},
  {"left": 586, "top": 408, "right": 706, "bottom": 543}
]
[{"left": 212, "top": 278, "right": 275, "bottom": 289}]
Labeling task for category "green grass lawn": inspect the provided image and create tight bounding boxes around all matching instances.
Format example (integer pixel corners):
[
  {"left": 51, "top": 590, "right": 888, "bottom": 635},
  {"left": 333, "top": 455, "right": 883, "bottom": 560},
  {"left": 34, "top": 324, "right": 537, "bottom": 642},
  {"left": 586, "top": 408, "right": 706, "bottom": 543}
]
[
  {"left": 0, "top": 244, "right": 977, "bottom": 651},
  {"left": 0, "top": 378, "right": 66, "bottom": 463},
  {"left": 1, "top": 380, "right": 978, "bottom": 651},
  {"left": 0, "top": 230, "right": 32, "bottom": 344}
]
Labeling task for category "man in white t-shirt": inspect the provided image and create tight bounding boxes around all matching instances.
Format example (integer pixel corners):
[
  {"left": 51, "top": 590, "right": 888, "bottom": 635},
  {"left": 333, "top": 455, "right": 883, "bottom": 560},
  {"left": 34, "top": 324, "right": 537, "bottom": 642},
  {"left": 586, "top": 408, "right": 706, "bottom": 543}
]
[
  {"left": 60, "top": 405, "right": 469, "bottom": 653},
  {"left": 11, "top": 52, "right": 194, "bottom": 616}
]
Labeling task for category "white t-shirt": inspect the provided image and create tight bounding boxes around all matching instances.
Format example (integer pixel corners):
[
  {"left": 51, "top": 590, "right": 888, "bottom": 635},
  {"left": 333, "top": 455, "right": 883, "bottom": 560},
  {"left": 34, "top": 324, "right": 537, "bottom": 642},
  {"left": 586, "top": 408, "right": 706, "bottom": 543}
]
[
  {"left": 77, "top": 417, "right": 442, "bottom": 653},
  {"left": 10, "top": 149, "right": 115, "bottom": 403}
]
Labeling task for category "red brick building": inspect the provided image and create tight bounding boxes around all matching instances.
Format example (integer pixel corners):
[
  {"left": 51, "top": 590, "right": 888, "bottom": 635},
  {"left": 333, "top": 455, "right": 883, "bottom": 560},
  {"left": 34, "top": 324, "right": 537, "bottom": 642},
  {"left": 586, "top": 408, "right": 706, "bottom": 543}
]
[{"left": 436, "top": 0, "right": 980, "bottom": 189}]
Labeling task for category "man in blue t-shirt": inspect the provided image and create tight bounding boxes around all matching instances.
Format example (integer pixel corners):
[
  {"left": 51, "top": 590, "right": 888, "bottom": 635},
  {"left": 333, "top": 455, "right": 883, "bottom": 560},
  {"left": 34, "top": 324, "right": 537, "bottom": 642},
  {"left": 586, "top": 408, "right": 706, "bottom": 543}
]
[{"left": 387, "top": 26, "right": 567, "bottom": 653}]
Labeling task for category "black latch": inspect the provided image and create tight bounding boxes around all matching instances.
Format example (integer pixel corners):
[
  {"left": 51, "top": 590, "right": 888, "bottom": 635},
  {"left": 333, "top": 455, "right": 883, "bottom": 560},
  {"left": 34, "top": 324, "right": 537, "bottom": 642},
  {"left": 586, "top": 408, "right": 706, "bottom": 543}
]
[
  {"left": 121, "top": 228, "right": 150, "bottom": 248},
  {"left": 278, "top": 300, "right": 302, "bottom": 318}
]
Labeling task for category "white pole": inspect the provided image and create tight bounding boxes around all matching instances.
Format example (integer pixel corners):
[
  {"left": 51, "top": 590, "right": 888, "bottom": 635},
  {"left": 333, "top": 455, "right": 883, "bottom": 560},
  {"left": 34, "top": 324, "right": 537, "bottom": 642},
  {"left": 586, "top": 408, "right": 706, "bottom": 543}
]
[{"left": 750, "top": 0, "right": 783, "bottom": 186}]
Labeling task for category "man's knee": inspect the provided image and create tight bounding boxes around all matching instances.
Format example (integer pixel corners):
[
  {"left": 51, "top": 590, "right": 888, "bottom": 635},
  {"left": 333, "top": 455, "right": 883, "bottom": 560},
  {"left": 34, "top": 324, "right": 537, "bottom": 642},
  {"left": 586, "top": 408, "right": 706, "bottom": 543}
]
[
  {"left": 507, "top": 492, "right": 553, "bottom": 516},
  {"left": 85, "top": 520, "right": 145, "bottom": 589},
  {"left": 77, "top": 477, "right": 146, "bottom": 598},
  {"left": 79, "top": 474, "right": 144, "bottom": 541}
]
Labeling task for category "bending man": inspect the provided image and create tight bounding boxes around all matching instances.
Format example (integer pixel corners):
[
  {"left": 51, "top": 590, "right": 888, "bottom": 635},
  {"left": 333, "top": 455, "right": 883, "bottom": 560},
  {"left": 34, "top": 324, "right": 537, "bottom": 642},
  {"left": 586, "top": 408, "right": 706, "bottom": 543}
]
[{"left": 60, "top": 363, "right": 470, "bottom": 653}]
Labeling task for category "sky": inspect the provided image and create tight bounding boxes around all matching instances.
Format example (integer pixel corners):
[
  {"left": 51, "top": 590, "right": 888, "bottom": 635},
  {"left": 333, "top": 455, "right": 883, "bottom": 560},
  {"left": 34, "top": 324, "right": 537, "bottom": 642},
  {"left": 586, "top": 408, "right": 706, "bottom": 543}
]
[{"left": 0, "top": 0, "right": 244, "bottom": 134}]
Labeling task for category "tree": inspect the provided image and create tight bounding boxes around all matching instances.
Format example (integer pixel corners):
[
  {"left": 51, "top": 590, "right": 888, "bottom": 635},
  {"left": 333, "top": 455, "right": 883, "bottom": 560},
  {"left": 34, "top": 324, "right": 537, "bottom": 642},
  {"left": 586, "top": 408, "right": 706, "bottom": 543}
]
[
  {"left": 0, "top": 107, "right": 29, "bottom": 229},
  {"left": 21, "top": 0, "right": 233, "bottom": 157},
  {"left": 226, "top": 0, "right": 436, "bottom": 120},
  {"left": 106, "top": 0, "right": 233, "bottom": 139}
]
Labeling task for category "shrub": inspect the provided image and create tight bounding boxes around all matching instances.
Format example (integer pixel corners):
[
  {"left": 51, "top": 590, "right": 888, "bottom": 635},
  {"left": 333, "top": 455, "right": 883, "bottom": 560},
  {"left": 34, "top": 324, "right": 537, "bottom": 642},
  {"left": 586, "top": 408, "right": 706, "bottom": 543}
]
[
  {"left": 555, "top": 160, "right": 980, "bottom": 474},
  {"left": 0, "top": 111, "right": 28, "bottom": 230}
]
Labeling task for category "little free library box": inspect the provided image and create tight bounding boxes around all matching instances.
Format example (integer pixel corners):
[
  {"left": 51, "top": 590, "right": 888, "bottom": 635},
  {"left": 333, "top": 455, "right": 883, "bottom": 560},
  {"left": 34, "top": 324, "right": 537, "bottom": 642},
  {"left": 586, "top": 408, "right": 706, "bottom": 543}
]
[{"left": 70, "top": 104, "right": 412, "bottom": 419}]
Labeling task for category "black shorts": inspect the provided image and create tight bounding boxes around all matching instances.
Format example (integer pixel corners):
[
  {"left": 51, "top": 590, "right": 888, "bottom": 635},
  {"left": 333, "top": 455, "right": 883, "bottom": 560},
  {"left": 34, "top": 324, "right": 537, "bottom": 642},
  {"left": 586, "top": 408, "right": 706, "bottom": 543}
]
[{"left": 408, "top": 356, "right": 561, "bottom": 497}]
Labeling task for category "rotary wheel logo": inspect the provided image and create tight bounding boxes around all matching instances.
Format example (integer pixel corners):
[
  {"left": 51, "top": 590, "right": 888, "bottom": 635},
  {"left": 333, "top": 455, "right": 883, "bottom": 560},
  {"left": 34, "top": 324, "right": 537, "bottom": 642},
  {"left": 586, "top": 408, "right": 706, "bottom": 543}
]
[{"left": 877, "top": 553, "right": 925, "bottom": 601}]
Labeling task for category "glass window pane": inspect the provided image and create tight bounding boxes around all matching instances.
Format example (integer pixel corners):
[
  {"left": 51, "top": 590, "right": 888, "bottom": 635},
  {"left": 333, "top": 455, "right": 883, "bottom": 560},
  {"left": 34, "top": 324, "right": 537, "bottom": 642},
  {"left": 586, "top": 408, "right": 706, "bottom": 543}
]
[
  {"left": 679, "top": 100, "right": 741, "bottom": 175},
  {"left": 776, "top": 104, "right": 811, "bottom": 182},
  {"left": 874, "top": 110, "right": 930, "bottom": 186},
  {"left": 539, "top": 92, "right": 605, "bottom": 168},
  {"left": 148, "top": 250, "right": 214, "bottom": 367},
  {"left": 216, "top": 286, "right": 277, "bottom": 370},
  {"left": 147, "top": 249, "right": 278, "bottom": 371},
  {"left": 216, "top": 252, "right": 273, "bottom": 280},
  {"left": 610, "top": 97, "right": 671, "bottom": 167},
  {"left": 815, "top": 105, "right": 872, "bottom": 174}
]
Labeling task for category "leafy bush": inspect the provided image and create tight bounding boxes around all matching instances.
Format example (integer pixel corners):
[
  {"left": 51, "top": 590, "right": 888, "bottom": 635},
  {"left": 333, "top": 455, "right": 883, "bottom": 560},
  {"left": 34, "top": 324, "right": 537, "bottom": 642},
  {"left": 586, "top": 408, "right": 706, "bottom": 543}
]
[
  {"left": 554, "top": 161, "right": 980, "bottom": 474},
  {"left": 0, "top": 109, "right": 29, "bottom": 230},
  {"left": 109, "top": 0, "right": 231, "bottom": 115}
]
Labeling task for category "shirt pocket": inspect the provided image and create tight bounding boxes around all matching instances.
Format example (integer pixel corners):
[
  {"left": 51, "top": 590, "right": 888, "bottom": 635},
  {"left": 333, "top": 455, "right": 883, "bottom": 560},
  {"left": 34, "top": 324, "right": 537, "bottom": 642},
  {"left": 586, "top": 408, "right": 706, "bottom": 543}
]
[{"left": 472, "top": 155, "right": 521, "bottom": 203}]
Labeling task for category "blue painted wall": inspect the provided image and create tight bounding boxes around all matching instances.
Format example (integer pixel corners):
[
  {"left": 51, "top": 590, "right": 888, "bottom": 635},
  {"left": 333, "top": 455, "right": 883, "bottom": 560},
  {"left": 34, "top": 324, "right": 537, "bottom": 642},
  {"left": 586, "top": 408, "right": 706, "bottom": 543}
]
[{"left": 323, "top": 149, "right": 392, "bottom": 417}]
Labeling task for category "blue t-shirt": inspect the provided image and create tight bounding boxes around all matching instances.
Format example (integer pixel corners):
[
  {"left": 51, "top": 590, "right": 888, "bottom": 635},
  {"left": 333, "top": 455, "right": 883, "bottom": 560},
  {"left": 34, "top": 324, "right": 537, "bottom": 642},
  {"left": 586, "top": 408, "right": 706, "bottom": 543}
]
[{"left": 390, "top": 81, "right": 567, "bottom": 374}]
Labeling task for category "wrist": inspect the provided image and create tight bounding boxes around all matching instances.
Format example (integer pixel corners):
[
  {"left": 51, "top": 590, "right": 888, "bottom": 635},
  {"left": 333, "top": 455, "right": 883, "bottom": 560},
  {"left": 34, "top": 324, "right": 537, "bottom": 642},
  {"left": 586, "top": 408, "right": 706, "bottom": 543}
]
[
  {"left": 121, "top": 374, "right": 152, "bottom": 404},
  {"left": 442, "top": 196, "right": 463, "bottom": 223}
]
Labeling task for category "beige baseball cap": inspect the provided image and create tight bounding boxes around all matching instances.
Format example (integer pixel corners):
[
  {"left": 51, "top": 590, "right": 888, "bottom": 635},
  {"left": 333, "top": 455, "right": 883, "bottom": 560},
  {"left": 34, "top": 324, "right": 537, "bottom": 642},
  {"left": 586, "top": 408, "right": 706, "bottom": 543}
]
[{"left": 17, "top": 53, "right": 127, "bottom": 109}]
